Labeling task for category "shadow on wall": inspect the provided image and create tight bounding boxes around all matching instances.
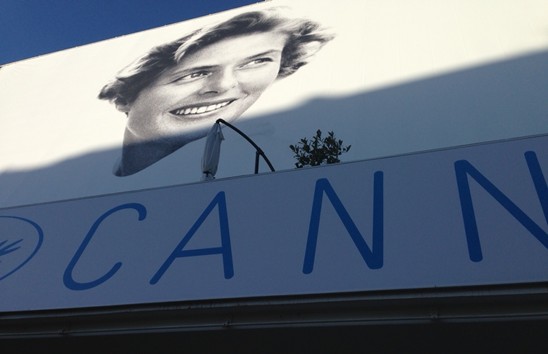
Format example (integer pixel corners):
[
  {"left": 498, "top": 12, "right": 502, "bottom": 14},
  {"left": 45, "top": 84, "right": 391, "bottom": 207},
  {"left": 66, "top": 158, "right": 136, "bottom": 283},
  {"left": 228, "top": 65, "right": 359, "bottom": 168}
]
[{"left": 1, "top": 50, "right": 547, "bottom": 209}]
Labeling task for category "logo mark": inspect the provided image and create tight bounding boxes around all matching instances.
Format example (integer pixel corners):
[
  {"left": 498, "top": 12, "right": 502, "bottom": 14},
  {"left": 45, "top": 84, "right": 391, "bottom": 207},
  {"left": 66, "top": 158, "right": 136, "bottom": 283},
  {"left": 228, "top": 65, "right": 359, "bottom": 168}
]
[
  {"left": 0, "top": 216, "right": 44, "bottom": 281},
  {"left": 0, "top": 238, "right": 23, "bottom": 257}
]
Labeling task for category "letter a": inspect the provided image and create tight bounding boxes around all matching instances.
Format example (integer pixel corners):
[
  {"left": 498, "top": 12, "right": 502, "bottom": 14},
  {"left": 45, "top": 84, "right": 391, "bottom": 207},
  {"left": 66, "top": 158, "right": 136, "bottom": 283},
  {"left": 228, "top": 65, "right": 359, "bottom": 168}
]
[{"left": 150, "top": 192, "right": 234, "bottom": 284}]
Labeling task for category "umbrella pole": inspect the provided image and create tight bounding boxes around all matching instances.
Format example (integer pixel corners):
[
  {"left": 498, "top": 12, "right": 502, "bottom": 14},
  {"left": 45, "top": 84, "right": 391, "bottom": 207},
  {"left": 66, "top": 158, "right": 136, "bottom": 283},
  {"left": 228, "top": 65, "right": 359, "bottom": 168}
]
[
  {"left": 254, "top": 152, "right": 260, "bottom": 174},
  {"left": 216, "top": 119, "right": 276, "bottom": 174}
]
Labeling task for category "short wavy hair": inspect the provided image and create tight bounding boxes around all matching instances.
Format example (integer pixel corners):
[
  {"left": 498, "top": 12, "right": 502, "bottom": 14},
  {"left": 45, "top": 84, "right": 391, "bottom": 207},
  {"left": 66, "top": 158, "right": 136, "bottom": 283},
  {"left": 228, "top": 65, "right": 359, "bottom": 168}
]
[{"left": 98, "top": 8, "right": 334, "bottom": 108}]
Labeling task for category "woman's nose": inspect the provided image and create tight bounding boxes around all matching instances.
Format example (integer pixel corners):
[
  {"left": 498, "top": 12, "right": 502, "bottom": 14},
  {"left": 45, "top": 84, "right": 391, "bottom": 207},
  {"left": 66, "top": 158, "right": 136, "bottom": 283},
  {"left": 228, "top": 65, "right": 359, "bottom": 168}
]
[{"left": 200, "top": 69, "right": 238, "bottom": 94}]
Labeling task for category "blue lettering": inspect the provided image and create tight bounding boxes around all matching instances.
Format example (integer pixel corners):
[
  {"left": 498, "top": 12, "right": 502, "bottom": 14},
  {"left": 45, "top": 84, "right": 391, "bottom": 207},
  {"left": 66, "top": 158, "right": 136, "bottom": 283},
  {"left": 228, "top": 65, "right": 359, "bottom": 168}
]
[
  {"left": 63, "top": 203, "right": 147, "bottom": 291},
  {"left": 303, "top": 173, "right": 384, "bottom": 274},
  {"left": 150, "top": 192, "right": 234, "bottom": 284},
  {"left": 454, "top": 151, "right": 548, "bottom": 262}
]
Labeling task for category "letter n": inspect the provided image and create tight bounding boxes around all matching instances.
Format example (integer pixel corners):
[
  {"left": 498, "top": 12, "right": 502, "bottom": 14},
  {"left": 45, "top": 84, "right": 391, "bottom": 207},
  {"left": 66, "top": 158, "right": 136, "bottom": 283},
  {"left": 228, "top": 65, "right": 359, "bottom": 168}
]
[
  {"left": 303, "top": 172, "right": 384, "bottom": 274},
  {"left": 454, "top": 151, "right": 548, "bottom": 262},
  {"left": 150, "top": 192, "right": 233, "bottom": 284}
]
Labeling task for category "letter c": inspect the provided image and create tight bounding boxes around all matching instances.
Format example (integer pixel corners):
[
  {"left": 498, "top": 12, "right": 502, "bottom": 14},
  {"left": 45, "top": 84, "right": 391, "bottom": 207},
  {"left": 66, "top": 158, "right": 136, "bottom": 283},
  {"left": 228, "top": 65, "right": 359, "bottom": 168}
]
[{"left": 63, "top": 203, "right": 147, "bottom": 291}]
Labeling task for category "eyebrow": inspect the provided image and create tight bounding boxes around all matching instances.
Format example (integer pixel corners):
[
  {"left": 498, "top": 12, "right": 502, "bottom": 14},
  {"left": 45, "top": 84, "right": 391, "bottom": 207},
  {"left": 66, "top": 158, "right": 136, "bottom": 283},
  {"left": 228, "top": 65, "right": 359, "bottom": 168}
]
[
  {"left": 166, "top": 49, "right": 283, "bottom": 81},
  {"left": 244, "top": 49, "right": 283, "bottom": 60}
]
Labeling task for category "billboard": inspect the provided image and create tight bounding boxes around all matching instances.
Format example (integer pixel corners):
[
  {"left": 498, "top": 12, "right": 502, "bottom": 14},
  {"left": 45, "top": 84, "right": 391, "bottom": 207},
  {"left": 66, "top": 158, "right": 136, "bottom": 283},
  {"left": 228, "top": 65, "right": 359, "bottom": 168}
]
[
  {"left": 1, "top": 0, "right": 547, "bottom": 311},
  {"left": 0, "top": 135, "right": 546, "bottom": 312},
  {"left": 0, "top": 0, "right": 547, "bottom": 209}
]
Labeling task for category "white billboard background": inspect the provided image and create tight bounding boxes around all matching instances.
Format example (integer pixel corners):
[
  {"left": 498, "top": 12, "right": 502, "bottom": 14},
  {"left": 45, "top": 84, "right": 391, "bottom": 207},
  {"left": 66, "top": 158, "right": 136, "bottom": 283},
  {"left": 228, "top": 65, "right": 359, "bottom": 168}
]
[
  {"left": 1, "top": 0, "right": 548, "bottom": 208},
  {"left": 1, "top": 135, "right": 546, "bottom": 311}
]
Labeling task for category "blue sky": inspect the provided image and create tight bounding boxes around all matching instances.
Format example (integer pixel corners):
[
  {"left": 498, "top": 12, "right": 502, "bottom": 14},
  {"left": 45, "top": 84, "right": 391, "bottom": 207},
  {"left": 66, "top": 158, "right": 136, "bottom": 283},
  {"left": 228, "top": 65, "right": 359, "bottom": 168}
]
[{"left": 0, "top": 0, "right": 259, "bottom": 65}]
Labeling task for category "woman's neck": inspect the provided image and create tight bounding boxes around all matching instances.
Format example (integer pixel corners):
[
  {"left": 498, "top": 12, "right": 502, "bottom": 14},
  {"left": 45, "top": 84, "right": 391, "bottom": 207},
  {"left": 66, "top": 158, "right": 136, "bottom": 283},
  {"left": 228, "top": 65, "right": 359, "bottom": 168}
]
[{"left": 115, "top": 129, "right": 183, "bottom": 176}]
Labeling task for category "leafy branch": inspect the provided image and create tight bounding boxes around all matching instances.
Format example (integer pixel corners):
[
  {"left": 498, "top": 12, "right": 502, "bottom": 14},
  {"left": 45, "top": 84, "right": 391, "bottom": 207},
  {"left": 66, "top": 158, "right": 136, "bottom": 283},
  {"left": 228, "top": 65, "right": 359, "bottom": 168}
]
[{"left": 289, "top": 130, "right": 351, "bottom": 168}]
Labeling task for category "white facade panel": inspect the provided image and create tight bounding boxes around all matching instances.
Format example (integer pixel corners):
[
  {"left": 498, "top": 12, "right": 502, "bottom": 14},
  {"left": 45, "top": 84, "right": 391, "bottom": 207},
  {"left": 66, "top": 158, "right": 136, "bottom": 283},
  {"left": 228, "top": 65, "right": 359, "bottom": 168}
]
[
  {"left": 0, "top": 135, "right": 546, "bottom": 311},
  {"left": 0, "top": 0, "right": 547, "bottom": 208}
]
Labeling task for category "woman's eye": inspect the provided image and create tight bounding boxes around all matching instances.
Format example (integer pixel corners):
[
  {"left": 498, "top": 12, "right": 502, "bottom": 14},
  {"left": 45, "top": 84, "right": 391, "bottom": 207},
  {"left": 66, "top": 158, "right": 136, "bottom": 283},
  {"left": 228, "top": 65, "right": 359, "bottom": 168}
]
[
  {"left": 175, "top": 71, "right": 210, "bottom": 82},
  {"left": 239, "top": 57, "right": 273, "bottom": 69}
]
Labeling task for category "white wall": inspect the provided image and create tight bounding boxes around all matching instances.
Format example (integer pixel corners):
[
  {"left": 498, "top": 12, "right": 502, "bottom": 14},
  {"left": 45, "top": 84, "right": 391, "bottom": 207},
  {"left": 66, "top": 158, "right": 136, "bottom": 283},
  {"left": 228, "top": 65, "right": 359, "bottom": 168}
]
[{"left": 1, "top": 0, "right": 547, "bottom": 208}]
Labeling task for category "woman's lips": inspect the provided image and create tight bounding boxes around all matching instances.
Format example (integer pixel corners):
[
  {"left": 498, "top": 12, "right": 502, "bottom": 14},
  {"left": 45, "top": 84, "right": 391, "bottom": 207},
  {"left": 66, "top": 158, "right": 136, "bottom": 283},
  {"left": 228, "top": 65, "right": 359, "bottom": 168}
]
[{"left": 170, "top": 99, "right": 235, "bottom": 116}]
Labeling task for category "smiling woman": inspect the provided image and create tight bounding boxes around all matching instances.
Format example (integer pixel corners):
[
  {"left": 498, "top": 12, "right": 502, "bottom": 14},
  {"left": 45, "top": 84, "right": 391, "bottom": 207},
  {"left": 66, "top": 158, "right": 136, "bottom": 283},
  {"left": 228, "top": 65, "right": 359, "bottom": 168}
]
[{"left": 98, "top": 8, "right": 334, "bottom": 176}]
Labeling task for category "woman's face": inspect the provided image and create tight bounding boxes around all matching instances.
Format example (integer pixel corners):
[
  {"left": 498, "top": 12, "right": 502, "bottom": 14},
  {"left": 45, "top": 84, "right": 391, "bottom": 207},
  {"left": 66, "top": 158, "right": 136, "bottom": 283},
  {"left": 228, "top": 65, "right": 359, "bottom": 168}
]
[{"left": 124, "top": 31, "right": 287, "bottom": 146}]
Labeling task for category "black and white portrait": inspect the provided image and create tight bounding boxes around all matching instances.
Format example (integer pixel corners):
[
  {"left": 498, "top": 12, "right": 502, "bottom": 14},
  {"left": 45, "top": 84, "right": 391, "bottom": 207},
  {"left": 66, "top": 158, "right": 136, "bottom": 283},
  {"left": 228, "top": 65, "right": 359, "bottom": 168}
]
[
  {"left": 98, "top": 8, "right": 334, "bottom": 176},
  {"left": 1, "top": 0, "right": 547, "bottom": 208}
]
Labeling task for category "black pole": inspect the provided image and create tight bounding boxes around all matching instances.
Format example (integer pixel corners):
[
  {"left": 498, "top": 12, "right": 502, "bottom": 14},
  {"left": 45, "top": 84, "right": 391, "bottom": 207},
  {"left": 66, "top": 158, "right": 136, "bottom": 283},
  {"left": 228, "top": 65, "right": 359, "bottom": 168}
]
[
  {"left": 216, "top": 119, "right": 275, "bottom": 173},
  {"left": 254, "top": 152, "right": 260, "bottom": 174}
]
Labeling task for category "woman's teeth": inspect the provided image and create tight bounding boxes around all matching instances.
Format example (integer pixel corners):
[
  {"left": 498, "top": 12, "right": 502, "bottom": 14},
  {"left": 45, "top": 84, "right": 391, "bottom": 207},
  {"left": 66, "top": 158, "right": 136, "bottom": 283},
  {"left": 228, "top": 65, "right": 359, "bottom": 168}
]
[{"left": 171, "top": 100, "right": 232, "bottom": 116}]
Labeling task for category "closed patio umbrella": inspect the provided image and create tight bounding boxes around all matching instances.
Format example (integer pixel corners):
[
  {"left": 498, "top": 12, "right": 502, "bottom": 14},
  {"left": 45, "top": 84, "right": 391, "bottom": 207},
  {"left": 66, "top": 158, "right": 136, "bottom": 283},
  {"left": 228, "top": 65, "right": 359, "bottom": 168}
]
[{"left": 201, "top": 122, "right": 224, "bottom": 180}]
